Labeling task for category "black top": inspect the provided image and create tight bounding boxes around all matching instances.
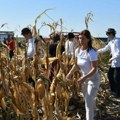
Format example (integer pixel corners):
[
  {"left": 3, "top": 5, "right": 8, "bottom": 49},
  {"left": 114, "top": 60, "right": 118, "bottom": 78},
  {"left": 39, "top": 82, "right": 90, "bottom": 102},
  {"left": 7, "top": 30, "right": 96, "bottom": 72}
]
[{"left": 49, "top": 43, "right": 65, "bottom": 57}]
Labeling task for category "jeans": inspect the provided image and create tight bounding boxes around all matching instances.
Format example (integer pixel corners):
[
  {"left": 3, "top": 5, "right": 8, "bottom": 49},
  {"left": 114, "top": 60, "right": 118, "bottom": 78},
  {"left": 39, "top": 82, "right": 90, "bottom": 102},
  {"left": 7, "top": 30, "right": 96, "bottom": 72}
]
[
  {"left": 9, "top": 50, "right": 14, "bottom": 60},
  {"left": 82, "top": 83, "right": 99, "bottom": 120},
  {"left": 108, "top": 67, "right": 120, "bottom": 96}
]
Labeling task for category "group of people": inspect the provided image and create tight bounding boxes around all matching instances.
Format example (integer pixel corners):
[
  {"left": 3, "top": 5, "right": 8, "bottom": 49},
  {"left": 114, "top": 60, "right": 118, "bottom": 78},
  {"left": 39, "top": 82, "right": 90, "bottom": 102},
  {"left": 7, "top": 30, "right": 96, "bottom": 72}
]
[
  {"left": 20, "top": 27, "right": 120, "bottom": 120},
  {"left": 66, "top": 28, "right": 120, "bottom": 120}
]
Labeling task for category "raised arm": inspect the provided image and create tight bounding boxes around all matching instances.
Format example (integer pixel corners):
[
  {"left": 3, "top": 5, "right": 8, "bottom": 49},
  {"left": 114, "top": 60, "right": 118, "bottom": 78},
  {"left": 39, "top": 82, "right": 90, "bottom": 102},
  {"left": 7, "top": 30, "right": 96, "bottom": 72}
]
[
  {"left": 1, "top": 42, "right": 8, "bottom": 49},
  {"left": 97, "top": 44, "right": 110, "bottom": 54}
]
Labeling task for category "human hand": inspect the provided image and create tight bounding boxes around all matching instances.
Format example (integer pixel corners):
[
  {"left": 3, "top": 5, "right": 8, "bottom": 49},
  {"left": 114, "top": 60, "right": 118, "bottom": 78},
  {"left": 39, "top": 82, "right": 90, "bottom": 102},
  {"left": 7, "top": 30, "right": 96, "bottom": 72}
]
[
  {"left": 109, "top": 58, "right": 112, "bottom": 63},
  {"left": 77, "top": 76, "right": 86, "bottom": 85},
  {"left": 7, "top": 47, "right": 9, "bottom": 50}
]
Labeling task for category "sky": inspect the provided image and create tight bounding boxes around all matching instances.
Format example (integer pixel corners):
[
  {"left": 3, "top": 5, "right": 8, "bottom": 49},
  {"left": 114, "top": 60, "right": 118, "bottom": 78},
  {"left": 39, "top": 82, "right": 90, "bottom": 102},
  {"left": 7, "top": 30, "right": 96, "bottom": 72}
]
[{"left": 0, "top": 0, "right": 120, "bottom": 38}]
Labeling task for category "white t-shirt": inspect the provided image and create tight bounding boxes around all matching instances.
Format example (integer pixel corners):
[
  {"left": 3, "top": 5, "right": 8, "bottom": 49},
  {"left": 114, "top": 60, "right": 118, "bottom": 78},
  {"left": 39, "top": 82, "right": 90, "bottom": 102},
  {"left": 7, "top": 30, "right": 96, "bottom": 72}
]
[
  {"left": 75, "top": 48, "right": 100, "bottom": 87},
  {"left": 65, "top": 40, "right": 75, "bottom": 55},
  {"left": 27, "top": 38, "right": 35, "bottom": 58}
]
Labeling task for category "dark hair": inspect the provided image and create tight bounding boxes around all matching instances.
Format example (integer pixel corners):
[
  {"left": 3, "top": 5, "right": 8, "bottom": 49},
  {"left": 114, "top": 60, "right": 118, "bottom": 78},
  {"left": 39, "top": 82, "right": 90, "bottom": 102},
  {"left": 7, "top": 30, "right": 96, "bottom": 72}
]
[
  {"left": 39, "top": 35, "right": 43, "bottom": 40},
  {"left": 11, "top": 36, "right": 15, "bottom": 39},
  {"left": 79, "top": 29, "right": 93, "bottom": 52},
  {"left": 53, "top": 34, "right": 60, "bottom": 43},
  {"left": 68, "top": 32, "right": 75, "bottom": 39},
  {"left": 21, "top": 27, "right": 31, "bottom": 35},
  {"left": 112, "top": 33, "right": 115, "bottom": 36}
]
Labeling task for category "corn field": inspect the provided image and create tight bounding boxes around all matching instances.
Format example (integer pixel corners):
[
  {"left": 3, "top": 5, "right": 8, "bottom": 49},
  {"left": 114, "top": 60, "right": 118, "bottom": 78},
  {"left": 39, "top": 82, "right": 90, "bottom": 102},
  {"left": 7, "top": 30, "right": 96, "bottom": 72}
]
[{"left": 0, "top": 10, "right": 120, "bottom": 120}]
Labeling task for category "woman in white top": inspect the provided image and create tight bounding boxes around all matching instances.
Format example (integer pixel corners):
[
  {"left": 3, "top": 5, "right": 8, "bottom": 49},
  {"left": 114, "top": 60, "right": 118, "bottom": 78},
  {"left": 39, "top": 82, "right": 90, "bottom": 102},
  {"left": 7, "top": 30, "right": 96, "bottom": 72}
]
[
  {"left": 97, "top": 28, "right": 120, "bottom": 98},
  {"left": 66, "top": 29, "right": 100, "bottom": 120}
]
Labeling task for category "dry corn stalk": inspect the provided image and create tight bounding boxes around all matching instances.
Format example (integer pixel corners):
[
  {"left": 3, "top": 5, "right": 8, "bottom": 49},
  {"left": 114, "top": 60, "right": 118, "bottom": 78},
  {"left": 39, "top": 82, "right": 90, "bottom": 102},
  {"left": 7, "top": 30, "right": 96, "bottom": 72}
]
[
  {"left": 32, "top": 8, "right": 52, "bottom": 39},
  {"left": 0, "top": 10, "right": 119, "bottom": 120},
  {"left": 85, "top": 11, "right": 93, "bottom": 30}
]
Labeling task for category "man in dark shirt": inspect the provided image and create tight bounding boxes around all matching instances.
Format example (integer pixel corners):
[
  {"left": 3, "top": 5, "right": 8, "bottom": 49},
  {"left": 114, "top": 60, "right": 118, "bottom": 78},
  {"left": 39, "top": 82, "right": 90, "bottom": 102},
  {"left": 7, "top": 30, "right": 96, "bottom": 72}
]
[
  {"left": 49, "top": 33, "right": 64, "bottom": 57},
  {"left": 49, "top": 33, "right": 65, "bottom": 81}
]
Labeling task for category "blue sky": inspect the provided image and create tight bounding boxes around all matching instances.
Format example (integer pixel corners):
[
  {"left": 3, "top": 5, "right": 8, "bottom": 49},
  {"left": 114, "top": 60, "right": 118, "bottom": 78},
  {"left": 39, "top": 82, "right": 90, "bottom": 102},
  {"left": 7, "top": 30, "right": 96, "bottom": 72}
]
[{"left": 0, "top": 0, "right": 120, "bottom": 37}]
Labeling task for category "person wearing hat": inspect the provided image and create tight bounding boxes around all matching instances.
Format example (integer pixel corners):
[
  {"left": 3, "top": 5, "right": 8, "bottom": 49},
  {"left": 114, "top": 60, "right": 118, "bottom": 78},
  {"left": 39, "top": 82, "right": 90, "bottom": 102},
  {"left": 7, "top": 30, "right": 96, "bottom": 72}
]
[{"left": 97, "top": 28, "right": 120, "bottom": 98}]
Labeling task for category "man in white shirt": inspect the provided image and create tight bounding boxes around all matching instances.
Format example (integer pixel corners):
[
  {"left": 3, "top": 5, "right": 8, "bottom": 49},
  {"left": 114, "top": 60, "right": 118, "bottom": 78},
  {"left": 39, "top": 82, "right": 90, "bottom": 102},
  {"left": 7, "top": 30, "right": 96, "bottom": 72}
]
[
  {"left": 21, "top": 27, "right": 35, "bottom": 59},
  {"left": 65, "top": 32, "right": 78, "bottom": 56},
  {"left": 21, "top": 27, "right": 35, "bottom": 87},
  {"left": 97, "top": 28, "right": 120, "bottom": 98}
]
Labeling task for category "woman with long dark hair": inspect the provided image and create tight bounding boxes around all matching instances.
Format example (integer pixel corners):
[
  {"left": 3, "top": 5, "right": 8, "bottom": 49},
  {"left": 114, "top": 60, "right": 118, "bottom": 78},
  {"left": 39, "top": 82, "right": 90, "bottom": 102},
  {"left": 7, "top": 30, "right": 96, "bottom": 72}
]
[{"left": 66, "top": 29, "right": 100, "bottom": 120}]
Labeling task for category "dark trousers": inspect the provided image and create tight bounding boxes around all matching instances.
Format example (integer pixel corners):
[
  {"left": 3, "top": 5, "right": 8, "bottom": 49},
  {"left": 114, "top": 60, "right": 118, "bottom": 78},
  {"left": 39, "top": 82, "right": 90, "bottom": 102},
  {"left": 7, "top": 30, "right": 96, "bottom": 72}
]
[
  {"left": 107, "top": 67, "right": 120, "bottom": 96},
  {"left": 49, "top": 59, "right": 59, "bottom": 82},
  {"left": 9, "top": 50, "right": 14, "bottom": 59}
]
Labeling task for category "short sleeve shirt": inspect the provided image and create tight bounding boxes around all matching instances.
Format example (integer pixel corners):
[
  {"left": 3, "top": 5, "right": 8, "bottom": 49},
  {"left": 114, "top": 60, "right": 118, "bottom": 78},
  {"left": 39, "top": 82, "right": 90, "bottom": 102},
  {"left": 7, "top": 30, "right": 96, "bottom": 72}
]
[{"left": 75, "top": 48, "right": 98, "bottom": 75}]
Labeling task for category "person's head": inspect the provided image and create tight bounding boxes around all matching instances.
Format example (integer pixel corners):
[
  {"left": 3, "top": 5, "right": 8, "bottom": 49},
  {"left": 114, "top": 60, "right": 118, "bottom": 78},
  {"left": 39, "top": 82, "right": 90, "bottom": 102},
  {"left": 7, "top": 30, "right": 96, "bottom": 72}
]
[
  {"left": 21, "top": 27, "right": 32, "bottom": 40},
  {"left": 53, "top": 33, "right": 60, "bottom": 43},
  {"left": 7, "top": 35, "right": 11, "bottom": 41},
  {"left": 68, "top": 32, "right": 75, "bottom": 40},
  {"left": 79, "top": 29, "right": 93, "bottom": 52},
  {"left": 11, "top": 36, "right": 15, "bottom": 40},
  {"left": 106, "top": 28, "right": 116, "bottom": 40}
]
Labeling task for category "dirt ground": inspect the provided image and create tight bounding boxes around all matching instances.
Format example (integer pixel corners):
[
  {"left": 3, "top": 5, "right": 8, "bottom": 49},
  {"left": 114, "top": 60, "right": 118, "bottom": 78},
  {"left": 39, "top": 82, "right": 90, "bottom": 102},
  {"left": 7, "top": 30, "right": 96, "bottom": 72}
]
[{"left": 67, "top": 80, "right": 120, "bottom": 120}]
